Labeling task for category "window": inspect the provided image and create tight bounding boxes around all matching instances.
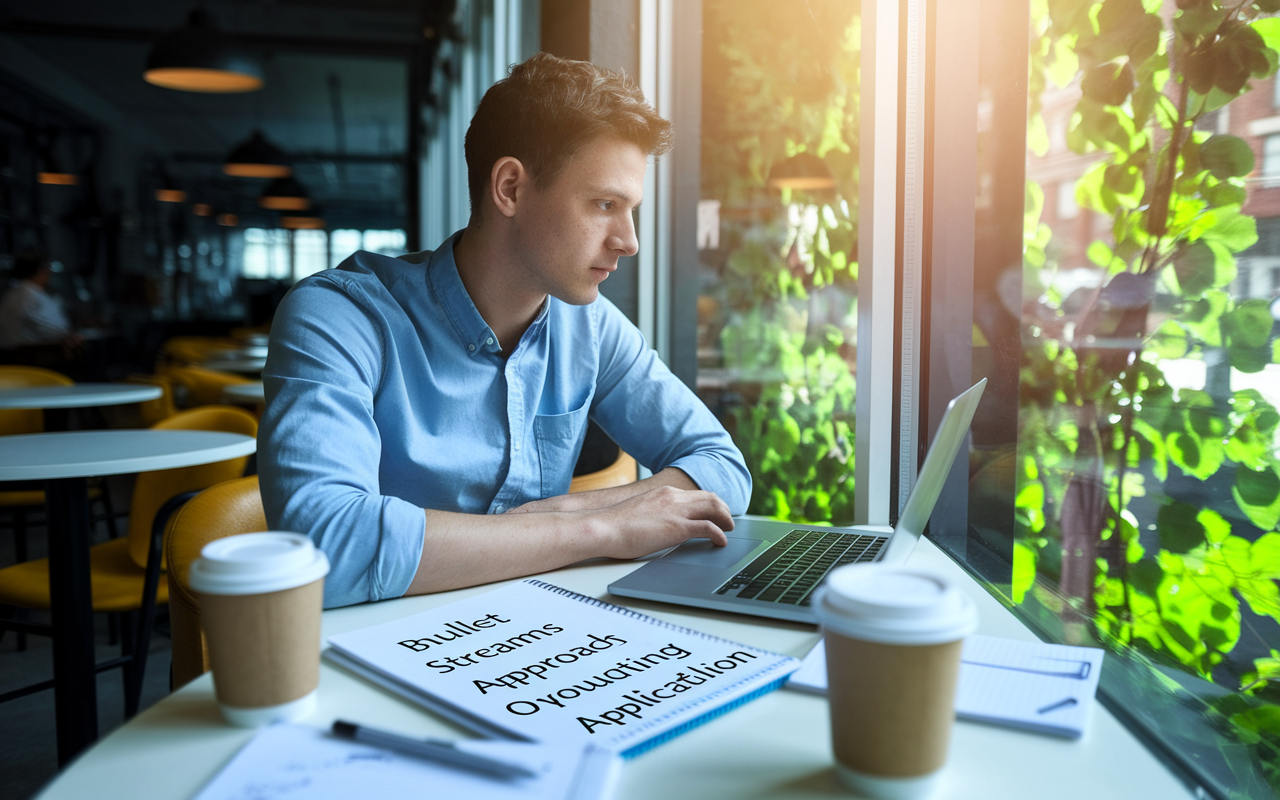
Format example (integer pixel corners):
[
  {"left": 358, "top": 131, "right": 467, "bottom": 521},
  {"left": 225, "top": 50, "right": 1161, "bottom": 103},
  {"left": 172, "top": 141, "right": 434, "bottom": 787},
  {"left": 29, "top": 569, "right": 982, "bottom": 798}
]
[
  {"left": 1056, "top": 179, "right": 1078, "bottom": 220},
  {"left": 952, "top": 2, "right": 1280, "bottom": 797},
  {"left": 241, "top": 228, "right": 290, "bottom": 280},
  {"left": 698, "top": 0, "right": 860, "bottom": 525},
  {"left": 293, "top": 230, "right": 328, "bottom": 281},
  {"left": 1265, "top": 134, "right": 1280, "bottom": 182}
]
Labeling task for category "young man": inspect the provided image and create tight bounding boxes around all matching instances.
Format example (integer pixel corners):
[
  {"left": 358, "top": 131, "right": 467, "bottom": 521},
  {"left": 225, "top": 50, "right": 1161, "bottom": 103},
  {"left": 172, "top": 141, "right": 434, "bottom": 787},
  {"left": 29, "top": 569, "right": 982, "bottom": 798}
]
[{"left": 260, "top": 53, "right": 750, "bottom": 608}]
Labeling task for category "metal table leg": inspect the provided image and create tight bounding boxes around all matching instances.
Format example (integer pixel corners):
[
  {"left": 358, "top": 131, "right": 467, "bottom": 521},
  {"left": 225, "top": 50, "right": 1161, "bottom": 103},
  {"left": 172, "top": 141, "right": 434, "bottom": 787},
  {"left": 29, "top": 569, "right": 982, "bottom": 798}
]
[{"left": 45, "top": 476, "right": 98, "bottom": 766}]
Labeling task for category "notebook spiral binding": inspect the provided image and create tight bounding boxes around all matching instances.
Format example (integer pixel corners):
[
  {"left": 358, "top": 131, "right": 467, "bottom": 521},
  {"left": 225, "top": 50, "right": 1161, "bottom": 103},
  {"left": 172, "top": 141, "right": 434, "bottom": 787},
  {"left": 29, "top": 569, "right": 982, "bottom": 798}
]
[{"left": 524, "top": 579, "right": 796, "bottom": 757}]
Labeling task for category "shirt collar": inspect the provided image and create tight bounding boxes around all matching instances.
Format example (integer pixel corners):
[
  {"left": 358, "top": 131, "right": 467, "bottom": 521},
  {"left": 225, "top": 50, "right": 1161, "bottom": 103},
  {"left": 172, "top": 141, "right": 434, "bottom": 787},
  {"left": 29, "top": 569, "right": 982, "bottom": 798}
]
[{"left": 426, "top": 230, "right": 552, "bottom": 358}]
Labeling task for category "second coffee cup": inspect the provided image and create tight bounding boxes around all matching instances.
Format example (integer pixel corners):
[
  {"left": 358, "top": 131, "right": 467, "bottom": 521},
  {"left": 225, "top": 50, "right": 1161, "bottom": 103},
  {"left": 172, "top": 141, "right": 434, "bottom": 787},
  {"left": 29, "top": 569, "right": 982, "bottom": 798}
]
[
  {"left": 814, "top": 563, "right": 977, "bottom": 800},
  {"left": 188, "top": 532, "right": 330, "bottom": 727}
]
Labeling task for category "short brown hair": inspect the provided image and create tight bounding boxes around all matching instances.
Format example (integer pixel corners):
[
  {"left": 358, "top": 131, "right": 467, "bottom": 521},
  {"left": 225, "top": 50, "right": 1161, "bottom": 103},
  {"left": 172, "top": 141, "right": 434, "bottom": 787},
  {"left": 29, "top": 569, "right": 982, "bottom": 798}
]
[{"left": 464, "top": 52, "right": 673, "bottom": 219}]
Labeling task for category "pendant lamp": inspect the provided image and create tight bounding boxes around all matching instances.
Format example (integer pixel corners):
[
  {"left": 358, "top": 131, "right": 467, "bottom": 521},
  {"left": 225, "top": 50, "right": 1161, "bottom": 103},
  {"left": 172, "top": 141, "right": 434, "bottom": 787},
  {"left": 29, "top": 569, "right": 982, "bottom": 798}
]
[
  {"left": 216, "top": 213, "right": 239, "bottom": 227},
  {"left": 193, "top": 203, "right": 214, "bottom": 216},
  {"left": 156, "top": 173, "right": 187, "bottom": 203},
  {"left": 37, "top": 142, "right": 77, "bottom": 185},
  {"left": 144, "top": 9, "right": 263, "bottom": 93},
  {"left": 223, "top": 129, "right": 292, "bottom": 178},
  {"left": 259, "top": 176, "right": 310, "bottom": 211},
  {"left": 767, "top": 153, "right": 836, "bottom": 191},
  {"left": 281, "top": 208, "right": 325, "bottom": 230}
]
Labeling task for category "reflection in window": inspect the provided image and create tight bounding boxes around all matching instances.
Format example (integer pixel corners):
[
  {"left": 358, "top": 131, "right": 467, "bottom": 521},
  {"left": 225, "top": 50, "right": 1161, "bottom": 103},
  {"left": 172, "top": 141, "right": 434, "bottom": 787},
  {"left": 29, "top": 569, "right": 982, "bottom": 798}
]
[
  {"left": 1007, "top": 2, "right": 1280, "bottom": 796},
  {"left": 293, "top": 230, "right": 328, "bottom": 280},
  {"left": 699, "top": 0, "right": 859, "bottom": 524}
]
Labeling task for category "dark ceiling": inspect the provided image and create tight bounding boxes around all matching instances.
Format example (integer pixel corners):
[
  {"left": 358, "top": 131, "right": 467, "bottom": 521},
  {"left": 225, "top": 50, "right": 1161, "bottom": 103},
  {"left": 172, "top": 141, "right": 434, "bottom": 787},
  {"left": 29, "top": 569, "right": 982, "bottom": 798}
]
[{"left": 0, "top": 1, "right": 455, "bottom": 228}]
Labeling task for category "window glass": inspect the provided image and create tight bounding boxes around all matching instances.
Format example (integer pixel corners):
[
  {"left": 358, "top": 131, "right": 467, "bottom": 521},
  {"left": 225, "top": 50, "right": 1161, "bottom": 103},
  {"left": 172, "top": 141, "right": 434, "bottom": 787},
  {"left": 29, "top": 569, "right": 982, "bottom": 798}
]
[
  {"left": 293, "top": 230, "right": 329, "bottom": 280},
  {"left": 363, "top": 229, "right": 408, "bottom": 257},
  {"left": 991, "top": 3, "right": 1280, "bottom": 795},
  {"left": 330, "top": 229, "right": 363, "bottom": 268},
  {"left": 699, "top": 0, "right": 860, "bottom": 524},
  {"left": 241, "top": 228, "right": 290, "bottom": 280}
]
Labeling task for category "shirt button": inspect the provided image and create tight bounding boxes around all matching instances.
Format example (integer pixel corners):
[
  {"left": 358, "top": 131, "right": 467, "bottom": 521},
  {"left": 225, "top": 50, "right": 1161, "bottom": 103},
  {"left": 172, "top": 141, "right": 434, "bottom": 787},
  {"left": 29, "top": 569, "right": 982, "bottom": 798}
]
[
  {"left": 467, "top": 343, "right": 475, "bottom": 352},
  {"left": 494, "top": 505, "right": 504, "bottom": 514},
  {"left": 486, "top": 337, "right": 494, "bottom": 345},
  {"left": 514, "top": 441, "right": 521, "bottom": 451}
]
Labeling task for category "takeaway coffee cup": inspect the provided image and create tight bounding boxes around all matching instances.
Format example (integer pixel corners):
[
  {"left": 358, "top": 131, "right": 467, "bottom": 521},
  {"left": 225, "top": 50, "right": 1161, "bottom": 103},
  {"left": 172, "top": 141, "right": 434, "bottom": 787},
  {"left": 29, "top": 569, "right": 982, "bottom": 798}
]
[
  {"left": 188, "top": 532, "right": 330, "bottom": 727},
  {"left": 814, "top": 564, "right": 978, "bottom": 800}
]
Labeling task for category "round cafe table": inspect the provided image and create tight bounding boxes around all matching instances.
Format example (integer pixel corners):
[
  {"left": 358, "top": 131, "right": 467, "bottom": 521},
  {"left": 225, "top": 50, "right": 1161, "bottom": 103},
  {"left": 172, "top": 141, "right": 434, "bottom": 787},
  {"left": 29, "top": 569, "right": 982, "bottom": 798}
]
[
  {"left": 0, "top": 430, "right": 257, "bottom": 766},
  {"left": 200, "top": 357, "right": 267, "bottom": 375},
  {"left": 0, "top": 384, "right": 162, "bottom": 431},
  {"left": 221, "top": 382, "right": 265, "bottom": 405}
]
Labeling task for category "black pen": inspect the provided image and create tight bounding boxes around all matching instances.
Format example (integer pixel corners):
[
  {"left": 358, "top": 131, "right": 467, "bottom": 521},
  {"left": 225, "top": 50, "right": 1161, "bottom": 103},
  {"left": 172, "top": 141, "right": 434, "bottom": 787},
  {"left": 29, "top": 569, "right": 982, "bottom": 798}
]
[
  {"left": 1036, "top": 697, "right": 1078, "bottom": 714},
  {"left": 331, "top": 720, "right": 538, "bottom": 779}
]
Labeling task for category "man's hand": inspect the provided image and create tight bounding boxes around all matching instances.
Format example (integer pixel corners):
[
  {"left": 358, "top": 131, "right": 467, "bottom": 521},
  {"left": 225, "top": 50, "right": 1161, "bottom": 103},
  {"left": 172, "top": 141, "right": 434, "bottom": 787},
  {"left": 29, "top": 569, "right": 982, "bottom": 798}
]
[
  {"left": 406, "top": 482, "right": 734, "bottom": 596},
  {"left": 587, "top": 484, "right": 733, "bottom": 559}
]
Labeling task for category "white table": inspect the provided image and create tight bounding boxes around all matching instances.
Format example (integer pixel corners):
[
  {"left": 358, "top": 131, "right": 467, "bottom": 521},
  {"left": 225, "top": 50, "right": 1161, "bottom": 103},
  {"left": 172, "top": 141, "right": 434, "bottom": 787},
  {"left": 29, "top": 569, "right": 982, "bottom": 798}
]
[
  {"left": 220, "top": 382, "right": 265, "bottom": 405},
  {"left": 36, "top": 537, "right": 1192, "bottom": 800},
  {"left": 0, "top": 384, "right": 162, "bottom": 430},
  {"left": 200, "top": 358, "right": 267, "bottom": 375},
  {"left": 0, "top": 430, "right": 257, "bottom": 766}
]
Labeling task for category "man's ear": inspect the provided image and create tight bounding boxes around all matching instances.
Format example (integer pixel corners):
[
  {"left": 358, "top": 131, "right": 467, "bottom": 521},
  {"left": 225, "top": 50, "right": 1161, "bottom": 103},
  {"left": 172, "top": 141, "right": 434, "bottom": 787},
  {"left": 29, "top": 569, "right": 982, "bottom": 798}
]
[{"left": 490, "top": 156, "right": 527, "bottom": 219}]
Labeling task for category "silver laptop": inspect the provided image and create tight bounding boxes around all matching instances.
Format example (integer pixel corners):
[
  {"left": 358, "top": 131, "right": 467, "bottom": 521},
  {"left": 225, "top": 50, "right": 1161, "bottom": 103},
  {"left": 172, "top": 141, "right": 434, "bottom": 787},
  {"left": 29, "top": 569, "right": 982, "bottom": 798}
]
[{"left": 608, "top": 379, "right": 986, "bottom": 624}]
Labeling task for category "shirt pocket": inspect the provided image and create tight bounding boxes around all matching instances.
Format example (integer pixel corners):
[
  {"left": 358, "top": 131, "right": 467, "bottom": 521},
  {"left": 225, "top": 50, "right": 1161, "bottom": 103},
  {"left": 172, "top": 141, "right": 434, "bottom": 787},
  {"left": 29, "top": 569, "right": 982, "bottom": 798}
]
[{"left": 533, "top": 397, "right": 592, "bottom": 498}]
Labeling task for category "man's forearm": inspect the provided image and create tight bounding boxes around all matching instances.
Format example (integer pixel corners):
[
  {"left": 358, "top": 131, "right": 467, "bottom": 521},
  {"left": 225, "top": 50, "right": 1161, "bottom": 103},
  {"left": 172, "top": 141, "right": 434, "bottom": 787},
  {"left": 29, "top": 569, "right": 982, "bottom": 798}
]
[
  {"left": 405, "top": 508, "right": 609, "bottom": 595},
  {"left": 405, "top": 481, "right": 734, "bottom": 596},
  {"left": 509, "top": 467, "right": 698, "bottom": 515}
]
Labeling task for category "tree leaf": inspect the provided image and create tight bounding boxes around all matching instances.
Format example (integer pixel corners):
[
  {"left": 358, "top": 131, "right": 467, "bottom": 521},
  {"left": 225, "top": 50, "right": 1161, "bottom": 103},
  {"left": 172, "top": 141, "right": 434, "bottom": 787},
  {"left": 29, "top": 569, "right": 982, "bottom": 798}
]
[
  {"left": 1173, "top": 240, "right": 1216, "bottom": 296},
  {"left": 1158, "top": 501, "right": 1208, "bottom": 553},
  {"left": 1082, "top": 61, "right": 1137, "bottom": 106},
  {"left": 1199, "top": 135, "right": 1256, "bottom": 179},
  {"left": 1227, "top": 299, "right": 1275, "bottom": 348}
]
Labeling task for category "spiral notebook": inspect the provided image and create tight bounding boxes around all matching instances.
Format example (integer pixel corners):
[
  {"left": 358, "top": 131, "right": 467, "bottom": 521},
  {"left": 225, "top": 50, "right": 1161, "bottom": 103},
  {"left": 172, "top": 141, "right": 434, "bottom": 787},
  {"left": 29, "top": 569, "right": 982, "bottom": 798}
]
[{"left": 326, "top": 579, "right": 799, "bottom": 757}]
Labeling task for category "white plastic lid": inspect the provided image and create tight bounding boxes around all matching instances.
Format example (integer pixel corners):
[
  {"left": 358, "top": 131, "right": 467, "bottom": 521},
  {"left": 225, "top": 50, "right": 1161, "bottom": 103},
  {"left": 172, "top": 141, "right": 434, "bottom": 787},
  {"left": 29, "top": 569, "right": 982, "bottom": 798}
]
[
  {"left": 188, "top": 532, "right": 329, "bottom": 596},
  {"left": 813, "top": 564, "right": 977, "bottom": 646}
]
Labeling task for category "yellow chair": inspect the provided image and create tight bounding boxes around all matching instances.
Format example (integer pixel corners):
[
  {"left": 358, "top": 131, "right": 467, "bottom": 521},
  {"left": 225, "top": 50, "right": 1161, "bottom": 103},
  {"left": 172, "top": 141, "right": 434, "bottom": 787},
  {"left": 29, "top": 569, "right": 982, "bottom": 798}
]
[
  {"left": 167, "top": 475, "right": 266, "bottom": 689},
  {"left": 569, "top": 450, "right": 637, "bottom": 493},
  {"left": 164, "top": 365, "right": 252, "bottom": 408},
  {"left": 122, "top": 374, "right": 178, "bottom": 426},
  {"left": 0, "top": 405, "right": 258, "bottom": 715},
  {"left": 0, "top": 367, "right": 76, "bottom": 568},
  {"left": 157, "top": 336, "right": 241, "bottom": 369}
]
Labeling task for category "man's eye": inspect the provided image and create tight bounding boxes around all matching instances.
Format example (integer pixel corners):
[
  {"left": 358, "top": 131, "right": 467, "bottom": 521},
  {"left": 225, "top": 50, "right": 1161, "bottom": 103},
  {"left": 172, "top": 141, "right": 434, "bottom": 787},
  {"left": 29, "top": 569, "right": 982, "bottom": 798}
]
[{"left": 596, "top": 200, "right": 614, "bottom": 211}]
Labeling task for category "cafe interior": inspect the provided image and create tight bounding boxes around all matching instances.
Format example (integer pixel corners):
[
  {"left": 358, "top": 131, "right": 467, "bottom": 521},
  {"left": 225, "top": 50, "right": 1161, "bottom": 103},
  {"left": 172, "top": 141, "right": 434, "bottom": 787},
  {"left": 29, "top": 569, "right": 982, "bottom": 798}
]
[{"left": 1, "top": 1, "right": 1279, "bottom": 799}]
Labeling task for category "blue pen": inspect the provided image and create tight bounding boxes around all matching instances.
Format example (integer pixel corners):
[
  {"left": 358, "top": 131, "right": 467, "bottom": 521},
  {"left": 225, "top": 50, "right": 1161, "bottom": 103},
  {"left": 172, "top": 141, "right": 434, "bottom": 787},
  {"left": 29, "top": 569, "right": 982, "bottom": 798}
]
[{"left": 332, "top": 720, "right": 537, "bottom": 779}]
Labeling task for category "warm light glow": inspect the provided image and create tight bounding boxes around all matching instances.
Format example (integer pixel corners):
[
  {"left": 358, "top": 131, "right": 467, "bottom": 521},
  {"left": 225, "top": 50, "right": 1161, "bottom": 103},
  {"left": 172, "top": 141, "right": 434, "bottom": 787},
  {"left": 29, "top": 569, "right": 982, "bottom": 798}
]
[
  {"left": 193, "top": 203, "right": 214, "bottom": 216},
  {"left": 281, "top": 216, "right": 325, "bottom": 230},
  {"left": 768, "top": 176, "right": 837, "bottom": 191},
  {"left": 38, "top": 172, "right": 78, "bottom": 185},
  {"left": 260, "top": 195, "right": 311, "bottom": 211},
  {"left": 216, "top": 213, "right": 239, "bottom": 227},
  {"left": 156, "top": 188, "right": 188, "bottom": 203},
  {"left": 143, "top": 68, "right": 262, "bottom": 93},
  {"left": 223, "top": 163, "right": 292, "bottom": 178}
]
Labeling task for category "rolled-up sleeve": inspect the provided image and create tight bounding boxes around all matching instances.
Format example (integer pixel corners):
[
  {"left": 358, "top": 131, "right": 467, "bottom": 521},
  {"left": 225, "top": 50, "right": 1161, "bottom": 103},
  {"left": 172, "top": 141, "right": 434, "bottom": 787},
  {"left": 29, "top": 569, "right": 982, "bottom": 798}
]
[
  {"left": 259, "top": 278, "right": 426, "bottom": 608},
  {"left": 588, "top": 299, "right": 752, "bottom": 514}
]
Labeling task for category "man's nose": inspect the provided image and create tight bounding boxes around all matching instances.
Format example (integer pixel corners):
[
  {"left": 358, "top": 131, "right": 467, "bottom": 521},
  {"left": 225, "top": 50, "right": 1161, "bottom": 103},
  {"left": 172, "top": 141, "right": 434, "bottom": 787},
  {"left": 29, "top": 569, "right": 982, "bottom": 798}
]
[{"left": 610, "top": 212, "right": 640, "bottom": 257}]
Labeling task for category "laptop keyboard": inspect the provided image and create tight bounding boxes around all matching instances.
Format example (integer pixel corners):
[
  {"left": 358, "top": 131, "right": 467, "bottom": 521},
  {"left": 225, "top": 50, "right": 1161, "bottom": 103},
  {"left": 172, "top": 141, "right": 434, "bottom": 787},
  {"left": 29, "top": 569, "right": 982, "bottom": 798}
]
[{"left": 714, "top": 530, "right": 886, "bottom": 606}]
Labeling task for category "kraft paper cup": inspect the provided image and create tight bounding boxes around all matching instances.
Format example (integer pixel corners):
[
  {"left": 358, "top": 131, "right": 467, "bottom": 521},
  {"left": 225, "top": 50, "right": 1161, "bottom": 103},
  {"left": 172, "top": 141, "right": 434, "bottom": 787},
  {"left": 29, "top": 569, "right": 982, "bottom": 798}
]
[
  {"left": 189, "top": 532, "right": 330, "bottom": 727},
  {"left": 813, "top": 564, "right": 978, "bottom": 800}
]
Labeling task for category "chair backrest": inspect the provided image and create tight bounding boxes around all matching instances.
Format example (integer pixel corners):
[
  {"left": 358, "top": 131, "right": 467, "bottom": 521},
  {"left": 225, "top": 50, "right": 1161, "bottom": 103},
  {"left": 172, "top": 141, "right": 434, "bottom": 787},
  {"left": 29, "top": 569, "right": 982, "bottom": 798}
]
[
  {"left": 122, "top": 373, "right": 177, "bottom": 426},
  {"left": 569, "top": 450, "right": 637, "bottom": 494},
  {"left": 124, "top": 405, "right": 259, "bottom": 570},
  {"left": 165, "top": 475, "right": 267, "bottom": 689},
  {"left": 164, "top": 365, "right": 252, "bottom": 408},
  {"left": 0, "top": 366, "right": 72, "bottom": 436}
]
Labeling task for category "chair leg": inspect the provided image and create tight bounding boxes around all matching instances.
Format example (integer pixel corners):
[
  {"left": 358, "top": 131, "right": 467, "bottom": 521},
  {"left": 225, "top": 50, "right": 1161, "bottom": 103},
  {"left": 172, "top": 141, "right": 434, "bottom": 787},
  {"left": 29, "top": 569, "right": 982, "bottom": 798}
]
[
  {"left": 107, "top": 613, "right": 119, "bottom": 647},
  {"left": 13, "top": 508, "right": 28, "bottom": 563},
  {"left": 95, "top": 480, "right": 121, "bottom": 541},
  {"left": 127, "top": 490, "right": 198, "bottom": 718},
  {"left": 120, "top": 611, "right": 136, "bottom": 716}
]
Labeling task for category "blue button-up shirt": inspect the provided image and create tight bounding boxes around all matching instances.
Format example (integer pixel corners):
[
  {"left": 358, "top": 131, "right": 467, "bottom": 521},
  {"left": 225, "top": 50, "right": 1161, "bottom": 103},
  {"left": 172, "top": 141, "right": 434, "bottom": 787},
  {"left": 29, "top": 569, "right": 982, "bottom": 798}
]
[{"left": 259, "top": 232, "right": 751, "bottom": 608}]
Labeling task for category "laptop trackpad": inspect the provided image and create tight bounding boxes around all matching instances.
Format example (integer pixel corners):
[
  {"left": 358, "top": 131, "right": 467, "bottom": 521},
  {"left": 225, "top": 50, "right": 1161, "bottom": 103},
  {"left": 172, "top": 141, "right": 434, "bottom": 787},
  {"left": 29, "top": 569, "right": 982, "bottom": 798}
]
[{"left": 660, "top": 537, "right": 764, "bottom": 568}]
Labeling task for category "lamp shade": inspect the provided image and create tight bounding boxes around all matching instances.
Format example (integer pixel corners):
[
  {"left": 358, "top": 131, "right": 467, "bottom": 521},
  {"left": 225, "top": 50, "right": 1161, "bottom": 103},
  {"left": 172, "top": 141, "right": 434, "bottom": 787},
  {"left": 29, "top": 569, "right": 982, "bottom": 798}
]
[
  {"left": 38, "top": 172, "right": 78, "bottom": 186},
  {"left": 281, "top": 214, "right": 325, "bottom": 230},
  {"left": 216, "top": 213, "right": 239, "bottom": 227},
  {"left": 193, "top": 203, "right": 214, "bottom": 216},
  {"left": 144, "top": 9, "right": 263, "bottom": 93},
  {"left": 767, "top": 153, "right": 836, "bottom": 191},
  {"left": 259, "top": 176, "right": 310, "bottom": 211},
  {"left": 156, "top": 173, "right": 186, "bottom": 203},
  {"left": 223, "top": 130, "right": 292, "bottom": 178}
]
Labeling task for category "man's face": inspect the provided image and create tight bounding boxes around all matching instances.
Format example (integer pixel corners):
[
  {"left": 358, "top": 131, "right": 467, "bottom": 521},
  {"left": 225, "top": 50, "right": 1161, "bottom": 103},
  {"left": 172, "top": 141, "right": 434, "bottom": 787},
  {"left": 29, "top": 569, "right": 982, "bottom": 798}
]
[{"left": 512, "top": 136, "right": 646, "bottom": 305}]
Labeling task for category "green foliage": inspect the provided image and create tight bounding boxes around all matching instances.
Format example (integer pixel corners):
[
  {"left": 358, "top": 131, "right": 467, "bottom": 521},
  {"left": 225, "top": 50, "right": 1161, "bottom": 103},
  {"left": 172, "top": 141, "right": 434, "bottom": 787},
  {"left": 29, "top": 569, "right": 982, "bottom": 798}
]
[
  {"left": 1021, "top": 0, "right": 1280, "bottom": 790},
  {"left": 704, "top": 0, "right": 861, "bottom": 525}
]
